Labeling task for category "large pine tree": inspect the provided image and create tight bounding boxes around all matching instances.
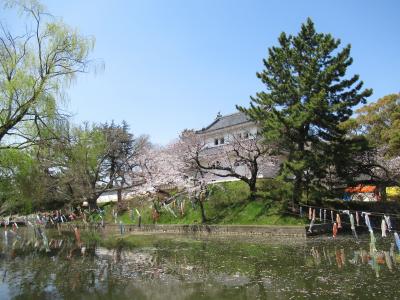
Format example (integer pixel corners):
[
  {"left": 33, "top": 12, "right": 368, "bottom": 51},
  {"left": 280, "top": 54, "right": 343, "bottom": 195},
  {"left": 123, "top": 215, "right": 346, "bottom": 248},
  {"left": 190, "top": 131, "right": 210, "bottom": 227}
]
[{"left": 238, "top": 18, "right": 372, "bottom": 204}]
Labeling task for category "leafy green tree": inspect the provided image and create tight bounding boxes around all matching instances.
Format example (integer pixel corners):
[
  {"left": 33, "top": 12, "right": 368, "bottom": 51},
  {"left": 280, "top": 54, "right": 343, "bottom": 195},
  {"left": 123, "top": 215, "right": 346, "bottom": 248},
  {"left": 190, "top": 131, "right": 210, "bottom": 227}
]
[
  {"left": 0, "top": 149, "right": 42, "bottom": 213},
  {"left": 0, "top": 117, "right": 70, "bottom": 213},
  {"left": 0, "top": 0, "right": 95, "bottom": 148},
  {"left": 238, "top": 18, "right": 372, "bottom": 204},
  {"left": 352, "top": 93, "right": 400, "bottom": 157},
  {"left": 0, "top": 119, "right": 143, "bottom": 212},
  {"left": 339, "top": 93, "right": 400, "bottom": 191},
  {"left": 62, "top": 124, "right": 110, "bottom": 209},
  {"left": 60, "top": 122, "right": 142, "bottom": 209}
]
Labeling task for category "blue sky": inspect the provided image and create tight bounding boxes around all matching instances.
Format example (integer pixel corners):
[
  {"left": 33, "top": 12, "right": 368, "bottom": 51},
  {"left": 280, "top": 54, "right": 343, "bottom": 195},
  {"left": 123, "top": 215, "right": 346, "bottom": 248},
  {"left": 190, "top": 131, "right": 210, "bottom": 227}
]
[{"left": 2, "top": 0, "right": 399, "bottom": 144}]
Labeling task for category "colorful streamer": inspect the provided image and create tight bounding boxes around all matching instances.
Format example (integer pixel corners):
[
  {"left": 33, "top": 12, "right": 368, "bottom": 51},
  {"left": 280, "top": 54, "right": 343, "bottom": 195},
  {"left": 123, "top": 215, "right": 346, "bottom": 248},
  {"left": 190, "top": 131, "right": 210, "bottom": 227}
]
[
  {"left": 381, "top": 219, "right": 387, "bottom": 238},
  {"left": 394, "top": 232, "right": 400, "bottom": 252},
  {"left": 349, "top": 213, "right": 358, "bottom": 239},
  {"left": 384, "top": 215, "right": 392, "bottom": 232},
  {"left": 363, "top": 213, "right": 373, "bottom": 233},
  {"left": 336, "top": 213, "right": 342, "bottom": 229},
  {"left": 332, "top": 222, "right": 338, "bottom": 238}
]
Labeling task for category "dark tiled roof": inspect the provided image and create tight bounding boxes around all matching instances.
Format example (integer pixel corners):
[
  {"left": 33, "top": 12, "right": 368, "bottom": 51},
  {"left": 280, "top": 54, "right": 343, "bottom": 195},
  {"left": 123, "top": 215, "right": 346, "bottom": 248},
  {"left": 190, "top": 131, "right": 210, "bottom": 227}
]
[{"left": 196, "top": 112, "right": 253, "bottom": 134}]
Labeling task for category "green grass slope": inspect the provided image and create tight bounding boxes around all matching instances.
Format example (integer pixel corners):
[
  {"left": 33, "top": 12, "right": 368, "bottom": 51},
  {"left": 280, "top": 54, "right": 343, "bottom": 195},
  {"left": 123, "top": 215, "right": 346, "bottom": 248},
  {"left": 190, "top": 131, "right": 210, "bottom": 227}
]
[{"left": 101, "top": 180, "right": 305, "bottom": 226}]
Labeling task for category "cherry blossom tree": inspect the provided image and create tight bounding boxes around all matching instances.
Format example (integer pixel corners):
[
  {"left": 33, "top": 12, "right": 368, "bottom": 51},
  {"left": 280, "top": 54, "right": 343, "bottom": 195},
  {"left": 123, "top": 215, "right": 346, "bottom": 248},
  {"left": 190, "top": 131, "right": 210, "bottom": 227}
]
[
  {"left": 179, "top": 130, "right": 279, "bottom": 199},
  {"left": 130, "top": 139, "right": 214, "bottom": 222},
  {"left": 132, "top": 142, "right": 192, "bottom": 194}
]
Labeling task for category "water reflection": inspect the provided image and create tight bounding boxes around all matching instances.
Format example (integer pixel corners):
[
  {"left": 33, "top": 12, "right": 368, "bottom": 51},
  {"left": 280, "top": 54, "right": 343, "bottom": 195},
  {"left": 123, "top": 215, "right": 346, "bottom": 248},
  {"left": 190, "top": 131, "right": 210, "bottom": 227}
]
[
  {"left": 308, "top": 233, "right": 399, "bottom": 280},
  {"left": 0, "top": 229, "right": 399, "bottom": 299}
]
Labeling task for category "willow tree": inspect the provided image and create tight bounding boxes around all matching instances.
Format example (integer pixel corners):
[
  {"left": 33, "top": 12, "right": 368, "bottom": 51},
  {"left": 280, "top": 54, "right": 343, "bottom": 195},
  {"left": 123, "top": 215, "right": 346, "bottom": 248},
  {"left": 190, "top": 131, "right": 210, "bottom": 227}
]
[
  {"left": 239, "top": 18, "right": 372, "bottom": 204},
  {"left": 0, "top": 0, "right": 95, "bottom": 148}
]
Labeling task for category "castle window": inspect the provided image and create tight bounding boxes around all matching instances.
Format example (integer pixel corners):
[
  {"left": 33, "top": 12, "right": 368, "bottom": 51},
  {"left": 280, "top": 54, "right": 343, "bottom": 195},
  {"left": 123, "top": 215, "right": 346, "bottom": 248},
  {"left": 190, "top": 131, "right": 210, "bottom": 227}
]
[
  {"left": 220, "top": 137, "right": 225, "bottom": 144},
  {"left": 214, "top": 139, "right": 219, "bottom": 145}
]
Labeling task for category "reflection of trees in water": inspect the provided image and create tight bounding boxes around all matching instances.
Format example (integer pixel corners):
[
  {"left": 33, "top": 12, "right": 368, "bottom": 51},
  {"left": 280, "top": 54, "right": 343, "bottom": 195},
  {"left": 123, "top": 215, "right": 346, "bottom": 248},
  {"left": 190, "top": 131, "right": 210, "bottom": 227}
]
[
  {"left": 1, "top": 230, "right": 400, "bottom": 299},
  {"left": 136, "top": 237, "right": 400, "bottom": 298}
]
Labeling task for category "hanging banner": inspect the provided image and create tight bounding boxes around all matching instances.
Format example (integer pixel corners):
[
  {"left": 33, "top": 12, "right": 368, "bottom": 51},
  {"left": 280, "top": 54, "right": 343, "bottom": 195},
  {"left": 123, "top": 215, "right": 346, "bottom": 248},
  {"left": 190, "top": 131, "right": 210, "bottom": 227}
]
[{"left": 333, "top": 222, "right": 338, "bottom": 238}]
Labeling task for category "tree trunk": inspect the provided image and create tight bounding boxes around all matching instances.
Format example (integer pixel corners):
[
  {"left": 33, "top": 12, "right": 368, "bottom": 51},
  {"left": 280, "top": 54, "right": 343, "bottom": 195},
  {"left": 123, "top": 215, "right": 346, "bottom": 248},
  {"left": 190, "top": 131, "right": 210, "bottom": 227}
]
[
  {"left": 292, "top": 141, "right": 305, "bottom": 207},
  {"left": 380, "top": 183, "right": 387, "bottom": 202},
  {"left": 117, "top": 188, "right": 122, "bottom": 202},
  {"left": 292, "top": 174, "right": 302, "bottom": 208},
  {"left": 248, "top": 179, "right": 257, "bottom": 200},
  {"left": 198, "top": 199, "right": 207, "bottom": 224},
  {"left": 88, "top": 198, "right": 98, "bottom": 211}
]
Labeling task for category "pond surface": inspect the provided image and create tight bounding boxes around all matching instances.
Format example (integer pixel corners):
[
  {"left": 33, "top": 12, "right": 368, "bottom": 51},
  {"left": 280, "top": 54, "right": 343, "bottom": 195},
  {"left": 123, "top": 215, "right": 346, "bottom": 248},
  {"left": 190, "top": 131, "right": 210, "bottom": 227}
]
[{"left": 0, "top": 228, "right": 399, "bottom": 299}]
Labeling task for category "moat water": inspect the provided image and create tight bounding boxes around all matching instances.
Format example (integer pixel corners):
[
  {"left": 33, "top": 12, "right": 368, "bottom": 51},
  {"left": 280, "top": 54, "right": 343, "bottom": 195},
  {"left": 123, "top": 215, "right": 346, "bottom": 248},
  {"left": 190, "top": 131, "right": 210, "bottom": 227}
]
[{"left": 0, "top": 228, "right": 399, "bottom": 299}]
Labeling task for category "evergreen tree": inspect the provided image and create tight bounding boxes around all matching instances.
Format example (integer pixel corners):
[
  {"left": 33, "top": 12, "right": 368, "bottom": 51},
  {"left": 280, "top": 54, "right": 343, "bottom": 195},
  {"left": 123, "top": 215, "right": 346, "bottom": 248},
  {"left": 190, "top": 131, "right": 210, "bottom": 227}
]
[{"left": 238, "top": 18, "right": 372, "bottom": 204}]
